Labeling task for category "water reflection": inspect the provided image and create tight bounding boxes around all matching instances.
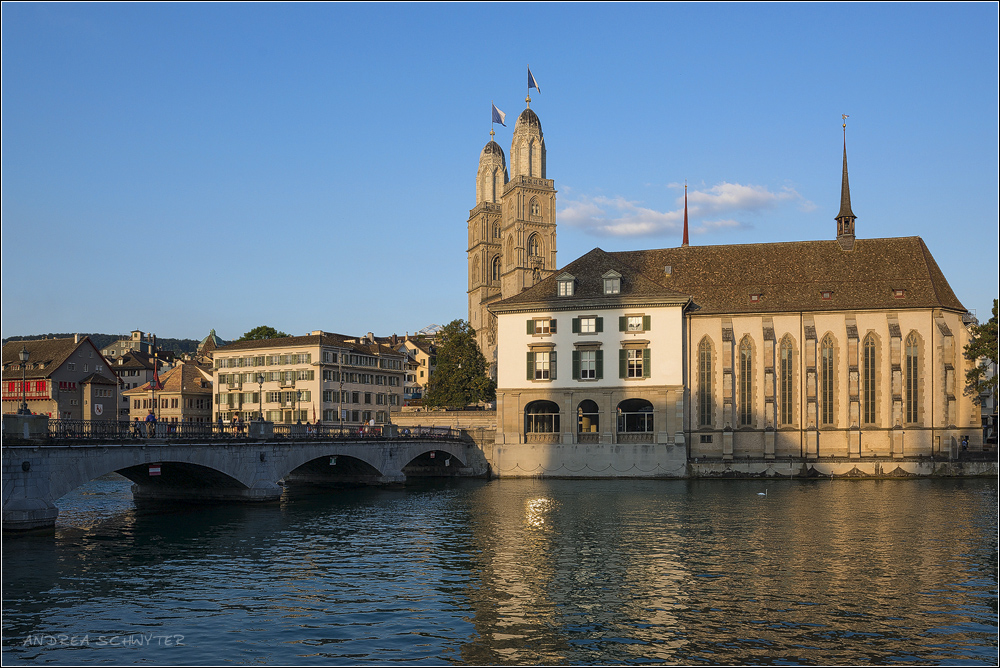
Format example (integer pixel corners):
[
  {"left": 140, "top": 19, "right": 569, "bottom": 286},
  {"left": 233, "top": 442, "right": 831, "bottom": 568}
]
[{"left": 1, "top": 476, "right": 996, "bottom": 665}]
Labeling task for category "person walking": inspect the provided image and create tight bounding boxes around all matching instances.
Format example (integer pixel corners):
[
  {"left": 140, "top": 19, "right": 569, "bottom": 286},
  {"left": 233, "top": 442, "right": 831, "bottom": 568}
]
[{"left": 145, "top": 410, "right": 157, "bottom": 438}]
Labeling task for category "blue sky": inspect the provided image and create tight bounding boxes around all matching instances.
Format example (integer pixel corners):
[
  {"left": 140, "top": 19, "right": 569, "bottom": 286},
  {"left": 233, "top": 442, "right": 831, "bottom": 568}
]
[{"left": 2, "top": 3, "right": 997, "bottom": 342}]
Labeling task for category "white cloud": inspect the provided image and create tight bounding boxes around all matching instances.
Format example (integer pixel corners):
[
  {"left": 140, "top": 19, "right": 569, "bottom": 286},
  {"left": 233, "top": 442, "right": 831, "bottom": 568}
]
[{"left": 558, "top": 182, "right": 812, "bottom": 238}]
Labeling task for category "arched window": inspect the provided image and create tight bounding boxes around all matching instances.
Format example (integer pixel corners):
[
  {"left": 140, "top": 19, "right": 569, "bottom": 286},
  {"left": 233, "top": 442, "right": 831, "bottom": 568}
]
[
  {"left": 528, "top": 138, "right": 535, "bottom": 177},
  {"left": 530, "top": 197, "right": 540, "bottom": 217},
  {"left": 525, "top": 400, "right": 560, "bottom": 434},
  {"left": 820, "top": 335, "right": 835, "bottom": 426},
  {"left": 471, "top": 256, "right": 480, "bottom": 286},
  {"left": 491, "top": 255, "right": 501, "bottom": 282},
  {"left": 505, "top": 235, "right": 514, "bottom": 267},
  {"left": 739, "top": 337, "right": 753, "bottom": 426},
  {"left": 527, "top": 234, "right": 540, "bottom": 257},
  {"left": 779, "top": 336, "right": 793, "bottom": 426},
  {"left": 578, "top": 400, "right": 600, "bottom": 434},
  {"left": 905, "top": 332, "right": 919, "bottom": 423},
  {"left": 617, "top": 399, "right": 653, "bottom": 434},
  {"left": 491, "top": 167, "right": 498, "bottom": 202},
  {"left": 698, "top": 337, "right": 713, "bottom": 426},
  {"left": 863, "top": 334, "right": 877, "bottom": 424}
]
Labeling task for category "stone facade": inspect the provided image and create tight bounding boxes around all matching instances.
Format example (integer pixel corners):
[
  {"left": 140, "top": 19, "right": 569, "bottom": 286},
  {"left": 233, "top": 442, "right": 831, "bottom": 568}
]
[{"left": 468, "top": 106, "right": 557, "bottom": 377}]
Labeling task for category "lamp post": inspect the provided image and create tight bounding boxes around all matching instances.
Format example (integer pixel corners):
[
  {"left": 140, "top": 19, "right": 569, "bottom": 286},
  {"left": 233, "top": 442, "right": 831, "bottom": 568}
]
[
  {"left": 257, "top": 374, "right": 264, "bottom": 421},
  {"left": 296, "top": 389, "right": 302, "bottom": 424},
  {"left": 18, "top": 345, "right": 30, "bottom": 415}
]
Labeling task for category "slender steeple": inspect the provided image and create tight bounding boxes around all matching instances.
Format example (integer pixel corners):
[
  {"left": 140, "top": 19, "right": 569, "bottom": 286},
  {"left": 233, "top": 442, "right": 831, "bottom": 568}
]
[
  {"left": 682, "top": 182, "right": 690, "bottom": 247},
  {"left": 836, "top": 114, "right": 857, "bottom": 250}
]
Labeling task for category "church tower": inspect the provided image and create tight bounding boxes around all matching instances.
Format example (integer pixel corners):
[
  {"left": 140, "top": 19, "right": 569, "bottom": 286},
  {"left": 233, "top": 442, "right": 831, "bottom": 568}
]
[
  {"left": 468, "top": 99, "right": 557, "bottom": 376},
  {"left": 836, "top": 117, "right": 857, "bottom": 251},
  {"left": 467, "top": 137, "right": 509, "bottom": 371}
]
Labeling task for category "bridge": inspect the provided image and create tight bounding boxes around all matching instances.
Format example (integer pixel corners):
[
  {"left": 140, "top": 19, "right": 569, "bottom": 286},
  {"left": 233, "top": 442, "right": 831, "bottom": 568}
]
[{"left": 2, "top": 419, "right": 491, "bottom": 532}]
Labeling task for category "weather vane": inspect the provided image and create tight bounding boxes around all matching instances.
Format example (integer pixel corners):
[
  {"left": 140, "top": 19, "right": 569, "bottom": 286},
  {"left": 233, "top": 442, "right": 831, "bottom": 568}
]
[{"left": 842, "top": 113, "right": 849, "bottom": 130}]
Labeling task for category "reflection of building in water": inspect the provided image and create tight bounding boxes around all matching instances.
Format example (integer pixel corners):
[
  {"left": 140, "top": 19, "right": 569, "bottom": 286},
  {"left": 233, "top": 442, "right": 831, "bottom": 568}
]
[
  {"left": 460, "top": 482, "right": 693, "bottom": 664},
  {"left": 488, "top": 120, "right": 983, "bottom": 476}
]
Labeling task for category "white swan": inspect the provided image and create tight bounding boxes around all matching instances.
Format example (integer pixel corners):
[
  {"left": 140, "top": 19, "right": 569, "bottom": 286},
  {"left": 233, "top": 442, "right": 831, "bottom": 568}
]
[{"left": 757, "top": 489, "right": 767, "bottom": 496}]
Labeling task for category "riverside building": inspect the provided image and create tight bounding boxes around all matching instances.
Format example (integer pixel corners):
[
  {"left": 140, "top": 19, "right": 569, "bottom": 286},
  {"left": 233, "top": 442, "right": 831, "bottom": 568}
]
[
  {"left": 212, "top": 332, "right": 405, "bottom": 426},
  {"left": 484, "top": 116, "right": 983, "bottom": 476}
]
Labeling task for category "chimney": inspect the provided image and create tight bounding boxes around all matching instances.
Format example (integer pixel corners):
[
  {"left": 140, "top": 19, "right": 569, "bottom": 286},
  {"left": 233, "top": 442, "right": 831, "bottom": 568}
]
[{"left": 74, "top": 333, "right": 81, "bottom": 344}]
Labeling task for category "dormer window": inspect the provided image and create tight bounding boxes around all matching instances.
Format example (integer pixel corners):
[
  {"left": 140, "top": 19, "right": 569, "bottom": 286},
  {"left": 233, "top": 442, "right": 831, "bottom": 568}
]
[
  {"left": 821, "top": 290, "right": 833, "bottom": 301},
  {"left": 893, "top": 289, "right": 906, "bottom": 299},
  {"left": 602, "top": 270, "right": 621, "bottom": 295},
  {"left": 556, "top": 272, "right": 575, "bottom": 297},
  {"left": 750, "top": 293, "right": 761, "bottom": 303}
]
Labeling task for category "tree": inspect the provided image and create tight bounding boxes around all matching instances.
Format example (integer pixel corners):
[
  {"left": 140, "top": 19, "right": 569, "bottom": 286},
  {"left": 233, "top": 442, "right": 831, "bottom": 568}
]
[
  {"left": 239, "top": 325, "right": 290, "bottom": 341},
  {"left": 423, "top": 319, "right": 496, "bottom": 408},
  {"left": 964, "top": 299, "right": 998, "bottom": 404}
]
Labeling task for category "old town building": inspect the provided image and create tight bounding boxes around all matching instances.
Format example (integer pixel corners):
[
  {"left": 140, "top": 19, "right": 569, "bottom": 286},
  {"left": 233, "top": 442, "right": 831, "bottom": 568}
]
[
  {"left": 211, "top": 332, "right": 405, "bottom": 425},
  {"left": 488, "top": 127, "right": 982, "bottom": 476}
]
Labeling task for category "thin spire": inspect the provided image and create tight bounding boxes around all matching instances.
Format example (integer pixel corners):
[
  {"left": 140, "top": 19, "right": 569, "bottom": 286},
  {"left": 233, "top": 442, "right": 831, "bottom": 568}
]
[
  {"left": 682, "top": 181, "right": 690, "bottom": 247},
  {"left": 836, "top": 114, "right": 857, "bottom": 250},
  {"left": 837, "top": 115, "right": 855, "bottom": 220}
]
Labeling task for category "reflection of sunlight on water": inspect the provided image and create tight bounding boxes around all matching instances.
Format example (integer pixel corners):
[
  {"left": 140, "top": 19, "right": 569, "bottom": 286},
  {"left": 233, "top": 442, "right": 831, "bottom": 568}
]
[{"left": 525, "top": 497, "right": 555, "bottom": 529}]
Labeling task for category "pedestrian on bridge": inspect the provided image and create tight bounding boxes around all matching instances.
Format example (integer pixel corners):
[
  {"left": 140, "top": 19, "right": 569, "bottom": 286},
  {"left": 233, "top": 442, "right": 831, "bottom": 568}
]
[{"left": 145, "top": 410, "right": 157, "bottom": 438}]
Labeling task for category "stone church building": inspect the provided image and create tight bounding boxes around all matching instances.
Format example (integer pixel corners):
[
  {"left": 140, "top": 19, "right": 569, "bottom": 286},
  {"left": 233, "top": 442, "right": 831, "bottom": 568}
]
[{"left": 473, "top": 107, "right": 983, "bottom": 477}]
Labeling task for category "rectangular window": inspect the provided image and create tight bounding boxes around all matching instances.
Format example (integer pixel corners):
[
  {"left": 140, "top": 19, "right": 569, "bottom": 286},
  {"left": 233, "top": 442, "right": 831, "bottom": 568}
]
[
  {"left": 604, "top": 277, "right": 620, "bottom": 294},
  {"left": 627, "top": 349, "right": 643, "bottom": 378},
  {"left": 579, "top": 350, "right": 596, "bottom": 379},
  {"left": 534, "top": 352, "right": 551, "bottom": 380},
  {"left": 575, "top": 317, "right": 599, "bottom": 334},
  {"left": 700, "top": 434, "right": 713, "bottom": 443},
  {"left": 529, "top": 318, "right": 555, "bottom": 335},
  {"left": 558, "top": 280, "right": 574, "bottom": 296}
]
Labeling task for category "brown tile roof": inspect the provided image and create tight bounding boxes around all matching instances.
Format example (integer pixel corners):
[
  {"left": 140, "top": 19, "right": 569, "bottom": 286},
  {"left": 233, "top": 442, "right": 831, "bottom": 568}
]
[
  {"left": 214, "top": 333, "right": 403, "bottom": 358},
  {"left": 492, "top": 237, "right": 965, "bottom": 315},
  {"left": 2, "top": 337, "right": 114, "bottom": 380},
  {"left": 123, "top": 361, "right": 213, "bottom": 395}
]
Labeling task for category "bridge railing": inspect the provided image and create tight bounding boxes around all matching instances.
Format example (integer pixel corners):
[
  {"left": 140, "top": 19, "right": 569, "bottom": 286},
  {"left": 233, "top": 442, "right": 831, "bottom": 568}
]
[{"left": 24, "top": 420, "right": 467, "bottom": 444}]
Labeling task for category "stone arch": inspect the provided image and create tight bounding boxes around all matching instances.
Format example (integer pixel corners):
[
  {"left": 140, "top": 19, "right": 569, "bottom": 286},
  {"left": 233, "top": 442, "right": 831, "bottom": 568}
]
[
  {"left": 525, "top": 400, "right": 560, "bottom": 438},
  {"left": 617, "top": 398, "right": 654, "bottom": 435},
  {"left": 577, "top": 399, "right": 600, "bottom": 434},
  {"left": 491, "top": 255, "right": 501, "bottom": 282}
]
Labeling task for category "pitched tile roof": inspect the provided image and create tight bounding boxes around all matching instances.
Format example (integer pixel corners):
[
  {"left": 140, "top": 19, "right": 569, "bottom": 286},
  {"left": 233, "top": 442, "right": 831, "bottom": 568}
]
[
  {"left": 123, "top": 361, "right": 213, "bottom": 395},
  {"left": 214, "top": 333, "right": 403, "bottom": 357},
  {"left": 492, "top": 237, "right": 965, "bottom": 315},
  {"left": 1, "top": 337, "right": 114, "bottom": 380}
]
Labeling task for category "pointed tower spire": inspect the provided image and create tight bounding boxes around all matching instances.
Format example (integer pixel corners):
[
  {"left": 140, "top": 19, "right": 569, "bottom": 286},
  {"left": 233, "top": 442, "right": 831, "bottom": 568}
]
[
  {"left": 836, "top": 114, "right": 857, "bottom": 250},
  {"left": 682, "top": 181, "right": 690, "bottom": 247}
]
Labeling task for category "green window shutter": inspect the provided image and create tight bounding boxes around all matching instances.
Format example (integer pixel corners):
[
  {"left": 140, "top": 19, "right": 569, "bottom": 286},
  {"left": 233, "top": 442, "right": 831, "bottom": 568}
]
[
  {"left": 572, "top": 318, "right": 580, "bottom": 334},
  {"left": 551, "top": 351, "right": 557, "bottom": 380},
  {"left": 643, "top": 315, "right": 651, "bottom": 331},
  {"left": 619, "top": 349, "right": 627, "bottom": 378},
  {"left": 643, "top": 348, "right": 651, "bottom": 378},
  {"left": 527, "top": 352, "right": 535, "bottom": 380},
  {"left": 551, "top": 319, "right": 557, "bottom": 333},
  {"left": 619, "top": 316, "right": 627, "bottom": 332},
  {"left": 596, "top": 317, "right": 604, "bottom": 333},
  {"left": 527, "top": 319, "right": 535, "bottom": 335},
  {"left": 596, "top": 350, "right": 604, "bottom": 379},
  {"left": 572, "top": 351, "right": 580, "bottom": 380}
]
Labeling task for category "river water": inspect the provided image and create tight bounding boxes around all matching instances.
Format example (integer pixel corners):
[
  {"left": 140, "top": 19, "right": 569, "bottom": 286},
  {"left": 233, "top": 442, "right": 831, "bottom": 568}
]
[{"left": 2, "top": 475, "right": 997, "bottom": 665}]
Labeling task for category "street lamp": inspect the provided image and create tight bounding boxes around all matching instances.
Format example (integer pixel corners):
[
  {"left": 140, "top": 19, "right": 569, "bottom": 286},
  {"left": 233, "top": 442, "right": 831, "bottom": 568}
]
[
  {"left": 296, "top": 389, "right": 302, "bottom": 424},
  {"left": 257, "top": 374, "right": 265, "bottom": 421},
  {"left": 18, "top": 345, "right": 30, "bottom": 415}
]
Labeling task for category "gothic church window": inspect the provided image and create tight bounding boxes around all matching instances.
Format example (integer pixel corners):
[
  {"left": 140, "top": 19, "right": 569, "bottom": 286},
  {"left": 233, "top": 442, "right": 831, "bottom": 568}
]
[
  {"left": 739, "top": 337, "right": 753, "bottom": 426},
  {"left": 530, "top": 198, "right": 540, "bottom": 217},
  {"left": 863, "top": 334, "right": 877, "bottom": 424},
  {"left": 699, "top": 337, "right": 713, "bottom": 427},
  {"left": 491, "top": 256, "right": 501, "bottom": 282},
  {"left": 820, "top": 335, "right": 835, "bottom": 425},
  {"left": 527, "top": 234, "right": 540, "bottom": 257},
  {"left": 779, "top": 337, "right": 793, "bottom": 425},
  {"left": 905, "top": 332, "right": 919, "bottom": 423}
]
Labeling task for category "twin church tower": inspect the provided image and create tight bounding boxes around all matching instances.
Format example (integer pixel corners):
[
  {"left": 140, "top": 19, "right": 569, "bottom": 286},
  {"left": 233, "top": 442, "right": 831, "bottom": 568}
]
[{"left": 467, "top": 100, "right": 557, "bottom": 372}]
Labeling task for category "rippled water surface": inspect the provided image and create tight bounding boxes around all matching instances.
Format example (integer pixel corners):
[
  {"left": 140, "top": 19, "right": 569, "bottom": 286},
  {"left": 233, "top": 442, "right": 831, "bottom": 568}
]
[{"left": 2, "top": 476, "right": 997, "bottom": 665}]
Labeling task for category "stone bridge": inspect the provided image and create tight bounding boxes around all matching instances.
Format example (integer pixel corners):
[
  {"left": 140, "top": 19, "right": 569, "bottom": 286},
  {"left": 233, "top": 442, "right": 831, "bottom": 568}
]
[{"left": 3, "top": 437, "right": 490, "bottom": 532}]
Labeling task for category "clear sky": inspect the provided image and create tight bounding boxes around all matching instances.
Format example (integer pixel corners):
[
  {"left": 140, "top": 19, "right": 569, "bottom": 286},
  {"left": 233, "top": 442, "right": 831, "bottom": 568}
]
[{"left": 2, "top": 3, "right": 997, "bottom": 342}]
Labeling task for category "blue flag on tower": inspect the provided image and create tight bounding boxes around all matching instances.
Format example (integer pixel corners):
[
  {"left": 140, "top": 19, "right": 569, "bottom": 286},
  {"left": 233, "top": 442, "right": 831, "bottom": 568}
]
[
  {"left": 491, "top": 102, "right": 506, "bottom": 127},
  {"left": 528, "top": 66, "right": 540, "bottom": 93}
]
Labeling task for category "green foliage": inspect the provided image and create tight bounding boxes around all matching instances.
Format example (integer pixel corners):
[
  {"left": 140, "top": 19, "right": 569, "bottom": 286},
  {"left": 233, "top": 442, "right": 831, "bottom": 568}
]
[
  {"left": 239, "top": 325, "right": 290, "bottom": 341},
  {"left": 423, "top": 320, "right": 495, "bottom": 408},
  {"left": 964, "top": 299, "right": 998, "bottom": 404}
]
